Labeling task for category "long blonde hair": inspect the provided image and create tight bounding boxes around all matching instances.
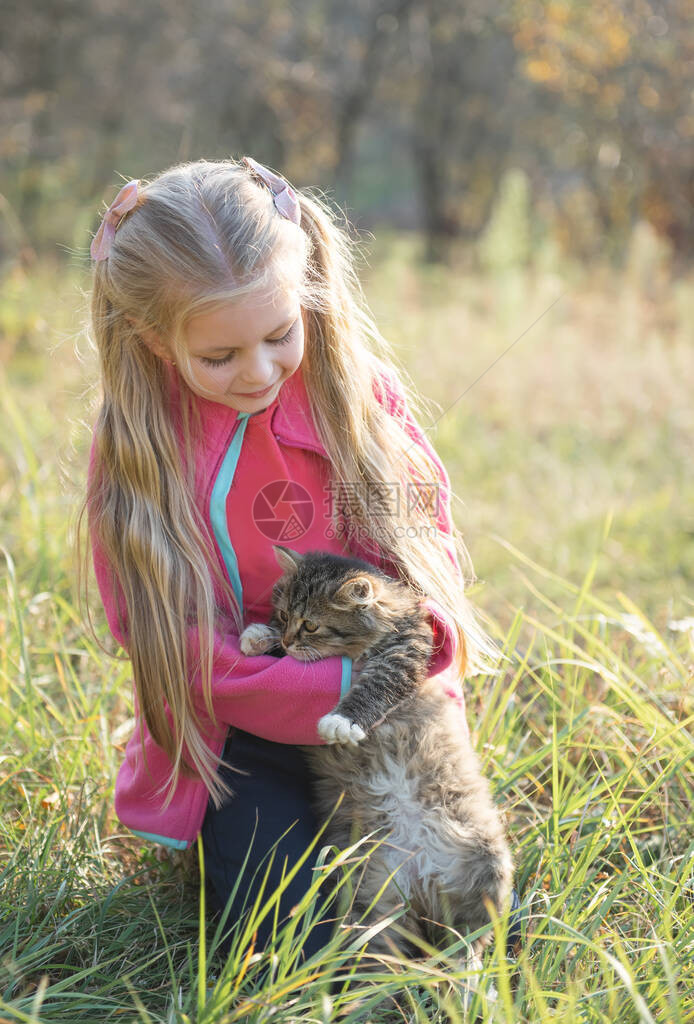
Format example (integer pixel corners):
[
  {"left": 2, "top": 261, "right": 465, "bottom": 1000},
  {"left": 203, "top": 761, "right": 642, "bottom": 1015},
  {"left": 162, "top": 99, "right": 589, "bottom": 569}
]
[{"left": 78, "top": 158, "right": 497, "bottom": 811}]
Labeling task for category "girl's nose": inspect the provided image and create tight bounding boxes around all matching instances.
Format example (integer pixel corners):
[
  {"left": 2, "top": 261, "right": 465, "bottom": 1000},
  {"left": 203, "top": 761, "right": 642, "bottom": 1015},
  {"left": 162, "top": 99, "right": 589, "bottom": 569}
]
[{"left": 240, "top": 346, "right": 274, "bottom": 388}]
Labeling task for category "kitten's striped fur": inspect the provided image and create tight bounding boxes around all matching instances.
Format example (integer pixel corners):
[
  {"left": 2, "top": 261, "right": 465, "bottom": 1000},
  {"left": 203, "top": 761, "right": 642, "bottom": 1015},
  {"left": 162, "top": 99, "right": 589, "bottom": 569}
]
[{"left": 239, "top": 545, "right": 514, "bottom": 968}]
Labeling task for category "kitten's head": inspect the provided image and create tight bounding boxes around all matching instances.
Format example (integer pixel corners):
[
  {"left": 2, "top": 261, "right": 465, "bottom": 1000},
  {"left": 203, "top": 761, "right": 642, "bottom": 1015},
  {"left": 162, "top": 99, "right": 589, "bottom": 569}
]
[{"left": 271, "top": 545, "right": 415, "bottom": 661}]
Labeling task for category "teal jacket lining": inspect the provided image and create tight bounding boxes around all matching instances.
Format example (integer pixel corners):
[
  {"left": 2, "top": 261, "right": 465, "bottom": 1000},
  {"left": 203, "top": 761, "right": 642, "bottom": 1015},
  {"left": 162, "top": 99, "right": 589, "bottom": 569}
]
[{"left": 208, "top": 411, "right": 352, "bottom": 696}]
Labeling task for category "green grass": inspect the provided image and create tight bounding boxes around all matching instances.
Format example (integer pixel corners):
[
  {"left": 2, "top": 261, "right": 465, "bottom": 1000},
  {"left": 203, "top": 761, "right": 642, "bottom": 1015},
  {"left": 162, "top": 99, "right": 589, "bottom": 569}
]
[{"left": 1, "top": 241, "right": 693, "bottom": 1021}]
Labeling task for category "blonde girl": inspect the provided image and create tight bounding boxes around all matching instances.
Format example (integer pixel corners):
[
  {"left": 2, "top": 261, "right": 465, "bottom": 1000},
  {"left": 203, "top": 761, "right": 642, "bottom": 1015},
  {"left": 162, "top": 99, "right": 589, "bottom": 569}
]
[{"left": 80, "top": 156, "right": 507, "bottom": 959}]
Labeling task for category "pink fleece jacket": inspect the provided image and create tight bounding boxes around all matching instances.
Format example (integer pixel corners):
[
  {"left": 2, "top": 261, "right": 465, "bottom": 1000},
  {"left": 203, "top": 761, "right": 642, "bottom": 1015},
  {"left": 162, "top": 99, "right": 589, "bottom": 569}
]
[{"left": 89, "top": 364, "right": 467, "bottom": 849}]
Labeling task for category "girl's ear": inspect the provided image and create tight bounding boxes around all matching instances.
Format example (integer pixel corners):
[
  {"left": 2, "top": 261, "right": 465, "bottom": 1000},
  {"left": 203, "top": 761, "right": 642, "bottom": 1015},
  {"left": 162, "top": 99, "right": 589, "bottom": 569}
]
[
  {"left": 333, "top": 574, "right": 378, "bottom": 608},
  {"left": 273, "top": 545, "right": 302, "bottom": 575},
  {"left": 127, "top": 317, "right": 173, "bottom": 363}
]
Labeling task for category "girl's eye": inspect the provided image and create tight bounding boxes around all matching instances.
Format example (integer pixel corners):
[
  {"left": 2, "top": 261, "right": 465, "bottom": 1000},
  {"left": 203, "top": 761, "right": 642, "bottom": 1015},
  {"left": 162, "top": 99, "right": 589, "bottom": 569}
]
[
  {"left": 303, "top": 620, "right": 319, "bottom": 633},
  {"left": 270, "top": 323, "right": 295, "bottom": 347},
  {"left": 200, "top": 351, "right": 235, "bottom": 368},
  {"left": 199, "top": 321, "right": 297, "bottom": 368}
]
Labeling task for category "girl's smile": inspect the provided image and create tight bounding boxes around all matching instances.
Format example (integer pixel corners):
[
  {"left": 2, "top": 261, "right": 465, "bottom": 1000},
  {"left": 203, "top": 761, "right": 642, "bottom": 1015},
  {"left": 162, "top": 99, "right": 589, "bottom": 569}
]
[
  {"left": 232, "top": 381, "right": 278, "bottom": 399},
  {"left": 183, "top": 286, "right": 305, "bottom": 411}
]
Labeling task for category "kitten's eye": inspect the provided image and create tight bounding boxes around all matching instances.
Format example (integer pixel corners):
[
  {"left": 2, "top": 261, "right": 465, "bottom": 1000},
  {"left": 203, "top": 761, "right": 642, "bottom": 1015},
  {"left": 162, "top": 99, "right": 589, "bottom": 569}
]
[
  {"left": 303, "top": 620, "right": 319, "bottom": 633},
  {"left": 278, "top": 610, "right": 288, "bottom": 624}
]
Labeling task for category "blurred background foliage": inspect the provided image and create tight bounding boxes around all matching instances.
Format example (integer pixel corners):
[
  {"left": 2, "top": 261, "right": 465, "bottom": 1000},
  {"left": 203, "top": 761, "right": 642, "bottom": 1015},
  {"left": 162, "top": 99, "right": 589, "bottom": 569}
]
[{"left": 1, "top": 0, "right": 692, "bottom": 268}]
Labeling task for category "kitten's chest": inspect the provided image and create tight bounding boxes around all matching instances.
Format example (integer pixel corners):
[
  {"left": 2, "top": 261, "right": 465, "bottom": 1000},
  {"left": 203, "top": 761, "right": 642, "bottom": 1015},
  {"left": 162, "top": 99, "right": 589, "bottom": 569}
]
[{"left": 315, "top": 717, "right": 464, "bottom": 891}]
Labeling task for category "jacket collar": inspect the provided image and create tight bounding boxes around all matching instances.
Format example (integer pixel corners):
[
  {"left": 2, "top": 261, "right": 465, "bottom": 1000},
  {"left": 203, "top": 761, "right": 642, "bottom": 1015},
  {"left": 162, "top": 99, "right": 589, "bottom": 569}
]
[{"left": 272, "top": 364, "right": 327, "bottom": 455}]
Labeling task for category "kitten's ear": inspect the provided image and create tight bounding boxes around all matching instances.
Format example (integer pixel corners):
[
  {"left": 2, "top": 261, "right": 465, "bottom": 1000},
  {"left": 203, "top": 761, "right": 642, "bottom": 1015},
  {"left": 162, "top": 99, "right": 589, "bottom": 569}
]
[
  {"left": 333, "top": 574, "right": 379, "bottom": 608},
  {"left": 273, "top": 545, "right": 302, "bottom": 576}
]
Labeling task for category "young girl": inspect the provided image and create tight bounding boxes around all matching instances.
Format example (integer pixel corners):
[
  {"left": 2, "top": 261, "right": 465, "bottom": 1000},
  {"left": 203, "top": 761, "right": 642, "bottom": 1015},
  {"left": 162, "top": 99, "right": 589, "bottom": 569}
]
[{"left": 80, "top": 156, "right": 515, "bottom": 959}]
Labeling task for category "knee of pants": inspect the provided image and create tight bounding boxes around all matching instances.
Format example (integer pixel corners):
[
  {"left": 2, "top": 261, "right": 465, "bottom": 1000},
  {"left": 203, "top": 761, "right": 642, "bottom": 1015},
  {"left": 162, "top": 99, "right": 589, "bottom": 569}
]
[
  {"left": 203, "top": 835, "right": 338, "bottom": 960},
  {"left": 199, "top": 728, "right": 338, "bottom": 959}
]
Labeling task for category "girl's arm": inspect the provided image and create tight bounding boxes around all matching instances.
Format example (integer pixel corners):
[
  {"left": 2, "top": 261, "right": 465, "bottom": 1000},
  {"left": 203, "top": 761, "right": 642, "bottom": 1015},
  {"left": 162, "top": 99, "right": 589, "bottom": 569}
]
[
  {"left": 184, "top": 620, "right": 351, "bottom": 745},
  {"left": 89, "top": 515, "right": 350, "bottom": 747}
]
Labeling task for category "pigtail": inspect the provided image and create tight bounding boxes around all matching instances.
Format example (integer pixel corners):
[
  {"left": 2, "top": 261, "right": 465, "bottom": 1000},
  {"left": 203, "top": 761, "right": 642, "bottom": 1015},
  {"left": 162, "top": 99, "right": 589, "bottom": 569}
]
[
  {"left": 293, "top": 193, "right": 497, "bottom": 679},
  {"left": 83, "top": 285, "right": 235, "bottom": 811}
]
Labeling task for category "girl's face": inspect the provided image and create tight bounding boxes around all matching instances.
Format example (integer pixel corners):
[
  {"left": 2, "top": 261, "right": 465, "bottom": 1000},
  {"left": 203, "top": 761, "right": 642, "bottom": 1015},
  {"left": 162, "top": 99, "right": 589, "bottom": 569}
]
[{"left": 182, "top": 285, "right": 305, "bottom": 412}]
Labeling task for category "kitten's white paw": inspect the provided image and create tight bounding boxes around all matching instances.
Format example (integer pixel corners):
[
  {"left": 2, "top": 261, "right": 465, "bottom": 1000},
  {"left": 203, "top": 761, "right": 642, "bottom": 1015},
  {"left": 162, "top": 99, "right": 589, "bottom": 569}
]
[
  {"left": 455, "top": 952, "right": 496, "bottom": 1009},
  {"left": 318, "top": 713, "right": 367, "bottom": 746},
  {"left": 240, "top": 623, "right": 278, "bottom": 655},
  {"left": 457, "top": 979, "right": 497, "bottom": 1012}
]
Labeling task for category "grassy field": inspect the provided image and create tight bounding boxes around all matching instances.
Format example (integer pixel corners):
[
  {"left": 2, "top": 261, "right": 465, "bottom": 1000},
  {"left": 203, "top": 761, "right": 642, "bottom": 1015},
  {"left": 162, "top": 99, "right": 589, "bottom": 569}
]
[{"left": 0, "top": 235, "right": 692, "bottom": 1022}]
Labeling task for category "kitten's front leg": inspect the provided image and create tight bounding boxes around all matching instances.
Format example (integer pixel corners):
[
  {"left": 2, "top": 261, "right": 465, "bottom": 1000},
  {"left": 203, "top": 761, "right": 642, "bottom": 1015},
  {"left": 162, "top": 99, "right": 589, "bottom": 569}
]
[
  {"left": 319, "top": 659, "right": 391, "bottom": 749},
  {"left": 318, "top": 657, "right": 417, "bottom": 746},
  {"left": 239, "top": 622, "right": 283, "bottom": 656},
  {"left": 318, "top": 661, "right": 370, "bottom": 747}
]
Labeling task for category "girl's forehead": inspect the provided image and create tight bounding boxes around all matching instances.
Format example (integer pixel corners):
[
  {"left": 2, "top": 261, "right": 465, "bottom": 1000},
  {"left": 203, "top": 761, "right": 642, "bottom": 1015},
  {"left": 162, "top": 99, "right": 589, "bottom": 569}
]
[{"left": 185, "top": 289, "right": 300, "bottom": 349}]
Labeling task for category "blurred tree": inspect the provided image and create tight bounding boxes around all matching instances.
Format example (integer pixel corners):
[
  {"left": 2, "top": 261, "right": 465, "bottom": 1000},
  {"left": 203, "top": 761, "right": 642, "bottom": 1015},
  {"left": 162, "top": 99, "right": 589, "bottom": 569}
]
[
  {"left": 328, "top": 0, "right": 414, "bottom": 193},
  {"left": 0, "top": 0, "right": 691, "bottom": 264},
  {"left": 404, "top": 0, "right": 518, "bottom": 261},
  {"left": 510, "top": 0, "right": 694, "bottom": 260}
]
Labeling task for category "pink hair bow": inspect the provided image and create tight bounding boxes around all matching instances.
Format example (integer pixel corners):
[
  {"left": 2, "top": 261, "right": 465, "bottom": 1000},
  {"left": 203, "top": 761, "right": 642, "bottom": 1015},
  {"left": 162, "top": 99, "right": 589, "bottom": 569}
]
[
  {"left": 90, "top": 179, "right": 140, "bottom": 261},
  {"left": 242, "top": 157, "right": 301, "bottom": 226}
]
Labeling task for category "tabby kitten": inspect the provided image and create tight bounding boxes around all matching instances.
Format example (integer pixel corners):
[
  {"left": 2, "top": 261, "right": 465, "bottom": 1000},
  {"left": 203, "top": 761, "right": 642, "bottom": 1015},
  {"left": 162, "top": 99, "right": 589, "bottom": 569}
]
[{"left": 239, "top": 545, "right": 514, "bottom": 968}]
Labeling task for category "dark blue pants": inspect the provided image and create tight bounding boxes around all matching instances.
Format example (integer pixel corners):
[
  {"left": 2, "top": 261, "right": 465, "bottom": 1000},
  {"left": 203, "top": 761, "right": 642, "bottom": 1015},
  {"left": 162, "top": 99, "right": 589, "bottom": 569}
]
[
  {"left": 201, "top": 728, "right": 524, "bottom": 961},
  {"left": 201, "top": 728, "right": 336, "bottom": 960}
]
